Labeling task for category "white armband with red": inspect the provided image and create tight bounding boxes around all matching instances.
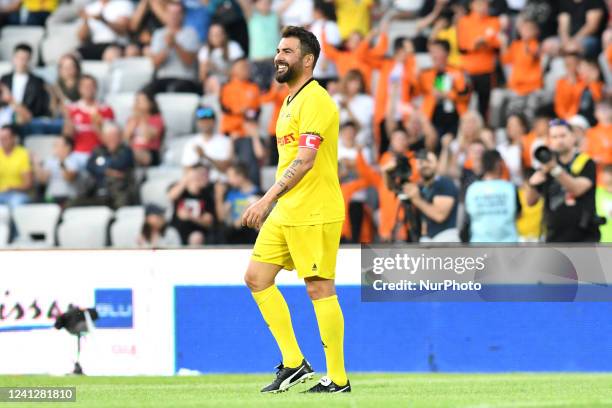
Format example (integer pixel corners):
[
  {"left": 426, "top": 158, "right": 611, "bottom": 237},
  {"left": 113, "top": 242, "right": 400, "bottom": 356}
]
[{"left": 298, "top": 134, "right": 322, "bottom": 150}]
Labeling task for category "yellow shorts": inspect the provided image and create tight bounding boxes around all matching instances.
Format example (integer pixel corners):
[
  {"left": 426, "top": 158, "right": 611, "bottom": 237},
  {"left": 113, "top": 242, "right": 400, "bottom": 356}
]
[{"left": 251, "top": 217, "right": 342, "bottom": 279}]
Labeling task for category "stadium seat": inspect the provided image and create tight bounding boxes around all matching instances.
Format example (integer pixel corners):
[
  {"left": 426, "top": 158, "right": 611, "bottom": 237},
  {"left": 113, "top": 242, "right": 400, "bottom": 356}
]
[
  {"left": 109, "top": 57, "right": 154, "bottom": 94},
  {"left": 544, "top": 57, "right": 567, "bottom": 92},
  {"left": 81, "top": 60, "right": 111, "bottom": 97},
  {"left": 32, "top": 65, "right": 58, "bottom": 85},
  {"left": 62, "top": 206, "right": 114, "bottom": 223},
  {"left": 24, "top": 135, "right": 60, "bottom": 162},
  {"left": 0, "top": 204, "right": 9, "bottom": 224},
  {"left": 58, "top": 206, "right": 114, "bottom": 248},
  {"left": 12, "top": 203, "right": 61, "bottom": 246},
  {"left": 147, "top": 166, "right": 184, "bottom": 182},
  {"left": 0, "top": 224, "right": 8, "bottom": 248},
  {"left": 599, "top": 53, "right": 612, "bottom": 86},
  {"left": 1, "top": 25, "right": 45, "bottom": 40},
  {"left": 45, "top": 22, "right": 79, "bottom": 38},
  {"left": 163, "top": 137, "right": 191, "bottom": 166},
  {"left": 105, "top": 92, "right": 136, "bottom": 127},
  {"left": 155, "top": 93, "right": 199, "bottom": 137},
  {"left": 115, "top": 205, "right": 145, "bottom": 223},
  {"left": 0, "top": 60, "right": 12, "bottom": 77},
  {"left": 261, "top": 166, "right": 277, "bottom": 191},
  {"left": 140, "top": 177, "right": 179, "bottom": 210},
  {"left": 40, "top": 34, "right": 79, "bottom": 66},
  {"left": 110, "top": 217, "right": 142, "bottom": 248},
  {"left": 57, "top": 220, "right": 108, "bottom": 248}
]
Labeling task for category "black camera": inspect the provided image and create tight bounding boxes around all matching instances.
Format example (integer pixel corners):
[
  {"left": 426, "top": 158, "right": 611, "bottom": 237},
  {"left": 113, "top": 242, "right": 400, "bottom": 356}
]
[
  {"left": 54, "top": 305, "right": 98, "bottom": 335},
  {"left": 387, "top": 154, "right": 413, "bottom": 195},
  {"left": 534, "top": 145, "right": 555, "bottom": 164}
]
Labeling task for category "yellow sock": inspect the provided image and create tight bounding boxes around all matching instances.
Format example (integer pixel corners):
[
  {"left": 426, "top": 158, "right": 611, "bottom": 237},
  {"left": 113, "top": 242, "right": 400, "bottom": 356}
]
[
  {"left": 252, "top": 285, "right": 304, "bottom": 368},
  {"left": 312, "top": 295, "right": 348, "bottom": 386}
]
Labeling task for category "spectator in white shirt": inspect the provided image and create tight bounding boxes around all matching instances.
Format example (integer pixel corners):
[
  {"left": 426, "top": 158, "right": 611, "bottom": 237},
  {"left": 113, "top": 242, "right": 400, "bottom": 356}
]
[
  {"left": 33, "top": 136, "right": 83, "bottom": 205},
  {"left": 77, "top": 0, "right": 134, "bottom": 61},
  {"left": 181, "top": 105, "right": 233, "bottom": 182},
  {"left": 198, "top": 23, "right": 245, "bottom": 86},
  {"left": 145, "top": 0, "right": 201, "bottom": 94},
  {"left": 272, "top": 0, "right": 313, "bottom": 27},
  {"left": 334, "top": 69, "right": 374, "bottom": 148}
]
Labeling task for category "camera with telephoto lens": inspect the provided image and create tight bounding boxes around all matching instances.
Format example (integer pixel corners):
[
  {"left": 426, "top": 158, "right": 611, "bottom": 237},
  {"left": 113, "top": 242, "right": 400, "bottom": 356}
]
[
  {"left": 534, "top": 145, "right": 555, "bottom": 164},
  {"left": 54, "top": 304, "right": 98, "bottom": 335},
  {"left": 387, "top": 153, "right": 413, "bottom": 198}
]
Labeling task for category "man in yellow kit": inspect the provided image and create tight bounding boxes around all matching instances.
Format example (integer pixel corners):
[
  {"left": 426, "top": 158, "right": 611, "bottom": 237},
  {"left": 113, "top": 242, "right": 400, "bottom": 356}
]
[{"left": 241, "top": 26, "right": 350, "bottom": 394}]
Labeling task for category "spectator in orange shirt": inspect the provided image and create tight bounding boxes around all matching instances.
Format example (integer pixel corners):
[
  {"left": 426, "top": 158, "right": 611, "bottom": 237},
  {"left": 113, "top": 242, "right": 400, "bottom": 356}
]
[
  {"left": 260, "top": 80, "right": 289, "bottom": 165},
  {"left": 320, "top": 22, "right": 388, "bottom": 91},
  {"left": 355, "top": 126, "right": 421, "bottom": 242},
  {"left": 418, "top": 39, "right": 470, "bottom": 138},
  {"left": 365, "top": 33, "right": 418, "bottom": 157},
  {"left": 498, "top": 18, "right": 544, "bottom": 123},
  {"left": 219, "top": 59, "right": 261, "bottom": 138},
  {"left": 457, "top": 0, "right": 501, "bottom": 120},
  {"left": 554, "top": 50, "right": 603, "bottom": 122},
  {"left": 584, "top": 100, "right": 612, "bottom": 184}
]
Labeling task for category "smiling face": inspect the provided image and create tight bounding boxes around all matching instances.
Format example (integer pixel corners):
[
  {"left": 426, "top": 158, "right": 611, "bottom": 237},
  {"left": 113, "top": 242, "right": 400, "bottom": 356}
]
[{"left": 274, "top": 36, "right": 316, "bottom": 84}]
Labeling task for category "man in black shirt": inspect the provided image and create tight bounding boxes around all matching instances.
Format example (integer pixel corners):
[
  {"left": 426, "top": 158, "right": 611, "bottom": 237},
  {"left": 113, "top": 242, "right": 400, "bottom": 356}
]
[
  {"left": 559, "top": 0, "right": 608, "bottom": 58},
  {"left": 168, "top": 164, "right": 217, "bottom": 246},
  {"left": 391, "top": 150, "right": 460, "bottom": 242},
  {"left": 526, "top": 119, "right": 599, "bottom": 242}
]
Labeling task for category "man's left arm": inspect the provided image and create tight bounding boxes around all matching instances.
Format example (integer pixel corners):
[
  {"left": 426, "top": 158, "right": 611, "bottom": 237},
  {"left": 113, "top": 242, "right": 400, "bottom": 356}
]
[{"left": 411, "top": 194, "right": 455, "bottom": 224}]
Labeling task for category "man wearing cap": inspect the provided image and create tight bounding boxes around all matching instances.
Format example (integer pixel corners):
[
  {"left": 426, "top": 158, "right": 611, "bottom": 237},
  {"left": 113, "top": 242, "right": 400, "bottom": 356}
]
[{"left": 181, "top": 105, "right": 233, "bottom": 182}]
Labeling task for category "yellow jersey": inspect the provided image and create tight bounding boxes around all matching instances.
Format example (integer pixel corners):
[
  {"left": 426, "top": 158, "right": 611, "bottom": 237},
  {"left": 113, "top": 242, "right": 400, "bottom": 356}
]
[
  {"left": 269, "top": 79, "right": 345, "bottom": 226},
  {"left": 0, "top": 146, "right": 31, "bottom": 193}
]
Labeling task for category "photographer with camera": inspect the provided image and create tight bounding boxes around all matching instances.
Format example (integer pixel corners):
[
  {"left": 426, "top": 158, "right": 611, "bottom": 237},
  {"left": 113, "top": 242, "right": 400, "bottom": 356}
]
[
  {"left": 382, "top": 149, "right": 459, "bottom": 242},
  {"left": 526, "top": 119, "right": 600, "bottom": 242}
]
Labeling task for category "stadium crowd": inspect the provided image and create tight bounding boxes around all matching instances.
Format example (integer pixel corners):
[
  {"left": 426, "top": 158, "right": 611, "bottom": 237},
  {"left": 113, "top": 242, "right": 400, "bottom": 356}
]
[{"left": 0, "top": 0, "right": 611, "bottom": 247}]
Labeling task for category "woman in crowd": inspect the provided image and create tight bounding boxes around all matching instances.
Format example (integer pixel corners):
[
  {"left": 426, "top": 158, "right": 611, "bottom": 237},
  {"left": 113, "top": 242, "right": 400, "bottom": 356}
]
[
  {"left": 198, "top": 23, "right": 245, "bottom": 85},
  {"left": 123, "top": 91, "right": 165, "bottom": 167},
  {"left": 49, "top": 54, "right": 82, "bottom": 117},
  {"left": 137, "top": 204, "right": 181, "bottom": 248},
  {"left": 333, "top": 69, "right": 374, "bottom": 149}
]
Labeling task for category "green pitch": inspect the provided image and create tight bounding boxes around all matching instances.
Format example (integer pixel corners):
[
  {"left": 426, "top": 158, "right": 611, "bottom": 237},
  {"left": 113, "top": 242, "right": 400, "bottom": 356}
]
[{"left": 1, "top": 373, "right": 612, "bottom": 407}]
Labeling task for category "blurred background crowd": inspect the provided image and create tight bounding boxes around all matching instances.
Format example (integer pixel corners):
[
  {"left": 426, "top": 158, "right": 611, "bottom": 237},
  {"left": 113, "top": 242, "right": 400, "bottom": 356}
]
[{"left": 0, "top": 0, "right": 610, "bottom": 247}]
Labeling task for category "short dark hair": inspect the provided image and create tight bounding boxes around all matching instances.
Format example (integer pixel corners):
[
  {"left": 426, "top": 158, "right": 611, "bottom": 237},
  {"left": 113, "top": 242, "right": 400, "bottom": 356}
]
[
  {"left": 393, "top": 37, "right": 408, "bottom": 53},
  {"left": 13, "top": 43, "right": 32, "bottom": 56},
  {"left": 79, "top": 74, "right": 98, "bottom": 87},
  {"left": 281, "top": 26, "right": 321, "bottom": 66},
  {"left": 1, "top": 124, "right": 18, "bottom": 136},
  {"left": 229, "top": 162, "right": 249, "bottom": 179},
  {"left": 340, "top": 120, "right": 358, "bottom": 130},
  {"left": 506, "top": 112, "right": 529, "bottom": 132},
  {"left": 430, "top": 39, "right": 451, "bottom": 54},
  {"left": 482, "top": 149, "right": 503, "bottom": 174},
  {"left": 61, "top": 136, "right": 75, "bottom": 151}
]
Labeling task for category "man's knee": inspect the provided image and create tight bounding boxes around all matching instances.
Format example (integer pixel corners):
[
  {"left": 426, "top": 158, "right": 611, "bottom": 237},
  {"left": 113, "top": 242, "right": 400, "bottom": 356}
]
[
  {"left": 305, "top": 278, "right": 336, "bottom": 300},
  {"left": 244, "top": 262, "right": 278, "bottom": 292}
]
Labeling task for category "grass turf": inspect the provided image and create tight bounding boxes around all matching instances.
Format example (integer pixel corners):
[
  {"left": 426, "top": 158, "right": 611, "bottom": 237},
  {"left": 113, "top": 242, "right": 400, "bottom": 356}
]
[{"left": 0, "top": 373, "right": 612, "bottom": 408}]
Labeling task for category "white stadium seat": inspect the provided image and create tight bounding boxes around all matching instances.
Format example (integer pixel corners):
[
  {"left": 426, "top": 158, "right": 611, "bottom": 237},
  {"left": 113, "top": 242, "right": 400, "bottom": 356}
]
[
  {"left": 163, "top": 137, "right": 191, "bottom": 166},
  {"left": 81, "top": 60, "right": 111, "bottom": 97},
  {"left": 62, "top": 206, "right": 114, "bottom": 223},
  {"left": 0, "top": 205, "right": 9, "bottom": 248},
  {"left": 140, "top": 177, "right": 179, "bottom": 210},
  {"left": 155, "top": 93, "right": 199, "bottom": 137},
  {"left": 12, "top": 203, "right": 62, "bottom": 246},
  {"left": 40, "top": 34, "right": 79, "bottom": 66},
  {"left": 58, "top": 206, "right": 114, "bottom": 248},
  {"left": 115, "top": 205, "right": 145, "bottom": 223},
  {"left": 147, "top": 166, "right": 184, "bottom": 182},
  {"left": 109, "top": 57, "right": 154, "bottom": 94},
  {"left": 110, "top": 217, "right": 142, "bottom": 248},
  {"left": 0, "top": 61, "right": 11, "bottom": 77},
  {"left": 0, "top": 36, "right": 41, "bottom": 67},
  {"left": 24, "top": 135, "right": 60, "bottom": 163},
  {"left": 105, "top": 92, "right": 136, "bottom": 127}
]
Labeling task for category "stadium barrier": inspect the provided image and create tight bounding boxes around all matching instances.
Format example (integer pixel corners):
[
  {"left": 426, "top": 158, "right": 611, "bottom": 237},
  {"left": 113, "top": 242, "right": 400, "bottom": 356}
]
[{"left": 1, "top": 248, "right": 612, "bottom": 375}]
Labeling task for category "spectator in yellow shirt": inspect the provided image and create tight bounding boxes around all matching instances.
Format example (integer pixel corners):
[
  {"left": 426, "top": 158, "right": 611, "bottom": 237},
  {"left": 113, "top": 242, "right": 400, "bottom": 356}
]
[
  {"left": 334, "top": 0, "right": 373, "bottom": 39},
  {"left": 0, "top": 125, "right": 32, "bottom": 208}
]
